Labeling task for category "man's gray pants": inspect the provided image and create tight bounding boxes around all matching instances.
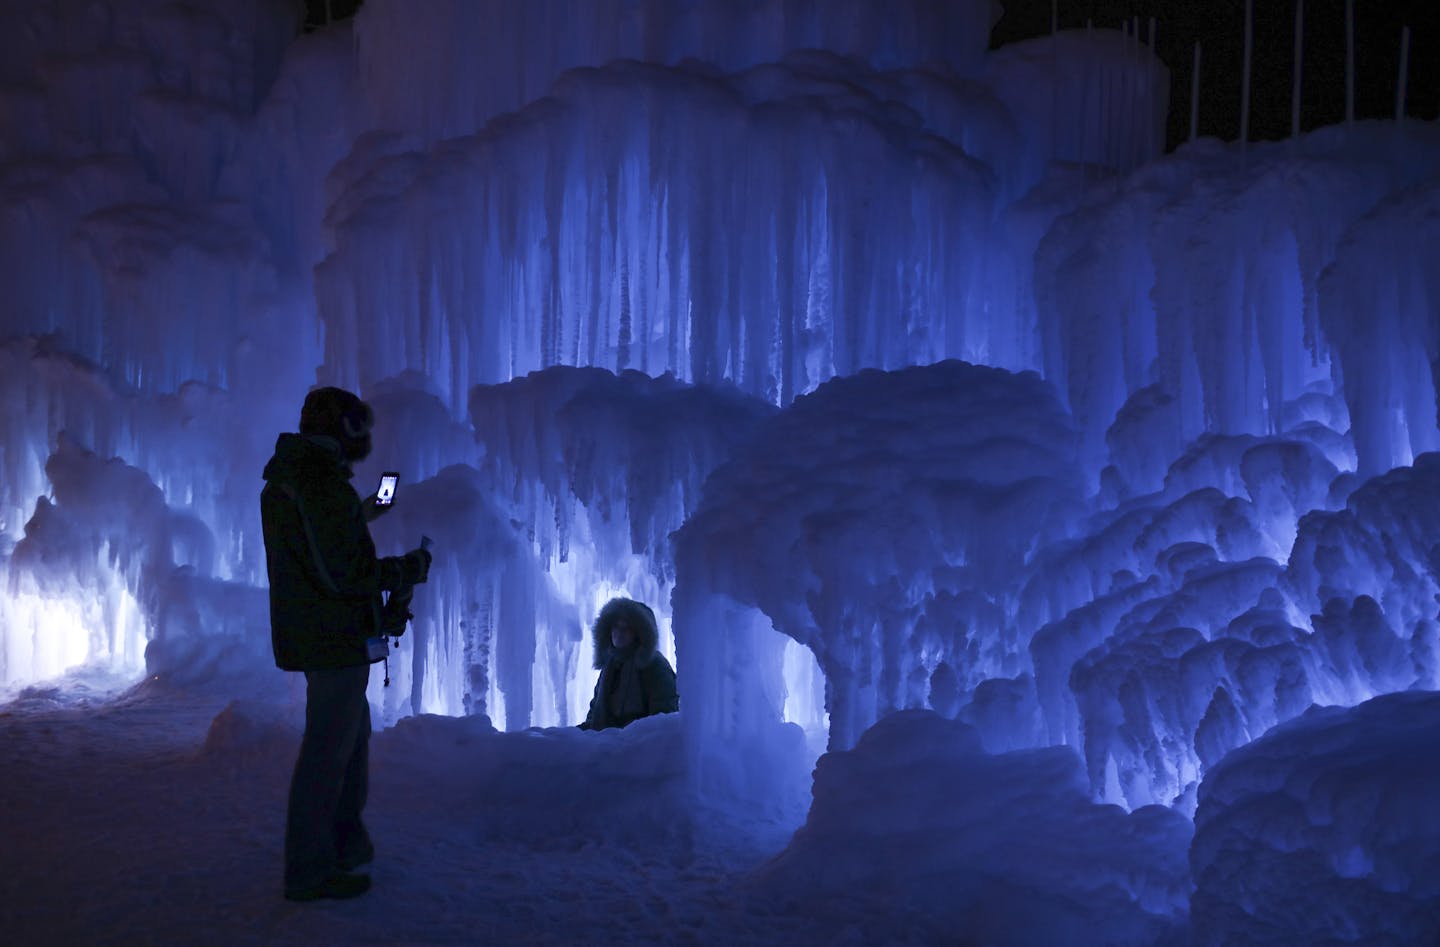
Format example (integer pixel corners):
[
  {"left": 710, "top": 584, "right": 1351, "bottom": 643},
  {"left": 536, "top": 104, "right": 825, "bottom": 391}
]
[{"left": 284, "top": 663, "right": 372, "bottom": 894}]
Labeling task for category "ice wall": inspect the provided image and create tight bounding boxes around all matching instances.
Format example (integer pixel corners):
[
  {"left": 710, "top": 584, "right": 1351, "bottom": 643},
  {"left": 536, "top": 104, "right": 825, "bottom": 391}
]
[
  {"left": 1026, "top": 435, "right": 1440, "bottom": 812},
  {"left": 1036, "top": 123, "right": 1440, "bottom": 477},
  {"left": 673, "top": 360, "right": 1084, "bottom": 755},
  {"left": 985, "top": 28, "right": 1169, "bottom": 174},
  {"left": 221, "top": 24, "right": 362, "bottom": 281},
  {"left": 0, "top": 0, "right": 302, "bottom": 387},
  {"left": 352, "top": 0, "right": 1002, "bottom": 144},
  {"left": 1318, "top": 173, "right": 1440, "bottom": 477},
  {"left": 3, "top": 432, "right": 270, "bottom": 688},
  {"left": 316, "top": 53, "right": 1007, "bottom": 413},
  {"left": 319, "top": 23, "right": 1169, "bottom": 413},
  {"left": 0, "top": 332, "right": 289, "bottom": 689},
  {"left": 359, "top": 367, "right": 772, "bottom": 729},
  {"left": 0, "top": 0, "right": 324, "bottom": 556},
  {"left": 0, "top": 0, "right": 317, "bottom": 692}
]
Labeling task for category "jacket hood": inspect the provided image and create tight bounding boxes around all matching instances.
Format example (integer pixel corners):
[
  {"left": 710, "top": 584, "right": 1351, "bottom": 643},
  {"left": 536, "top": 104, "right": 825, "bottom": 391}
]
[
  {"left": 591, "top": 597, "right": 660, "bottom": 669},
  {"left": 262, "top": 433, "right": 350, "bottom": 484}
]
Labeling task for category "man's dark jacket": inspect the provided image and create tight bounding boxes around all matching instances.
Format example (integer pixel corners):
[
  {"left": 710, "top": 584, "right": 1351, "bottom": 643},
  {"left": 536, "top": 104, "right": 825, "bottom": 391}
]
[{"left": 261, "top": 433, "right": 412, "bottom": 670}]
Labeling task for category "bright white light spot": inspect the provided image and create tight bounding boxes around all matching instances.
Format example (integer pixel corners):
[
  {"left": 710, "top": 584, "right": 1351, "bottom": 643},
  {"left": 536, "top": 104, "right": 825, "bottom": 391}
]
[
  {"left": 781, "top": 636, "right": 829, "bottom": 740},
  {"left": 1, "top": 583, "right": 146, "bottom": 691}
]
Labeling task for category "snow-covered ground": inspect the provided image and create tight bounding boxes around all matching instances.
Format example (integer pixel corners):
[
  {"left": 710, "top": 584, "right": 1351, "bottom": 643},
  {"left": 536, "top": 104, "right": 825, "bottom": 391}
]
[
  {"left": 8, "top": 673, "right": 1440, "bottom": 945},
  {"left": 0, "top": 671, "right": 837, "bottom": 946}
]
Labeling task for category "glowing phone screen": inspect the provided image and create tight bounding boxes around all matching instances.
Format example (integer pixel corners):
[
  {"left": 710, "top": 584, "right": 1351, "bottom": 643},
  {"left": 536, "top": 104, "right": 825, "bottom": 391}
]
[{"left": 376, "top": 473, "right": 398, "bottom": 506}]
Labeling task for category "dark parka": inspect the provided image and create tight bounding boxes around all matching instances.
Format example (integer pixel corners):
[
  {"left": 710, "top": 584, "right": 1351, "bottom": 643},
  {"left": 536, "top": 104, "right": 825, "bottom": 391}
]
[
  {"left": 260, "top": 433, "right": 416, "bottom": 670},
  {"left": 580, "top": 598, "right": 679, "bottom": 730}
]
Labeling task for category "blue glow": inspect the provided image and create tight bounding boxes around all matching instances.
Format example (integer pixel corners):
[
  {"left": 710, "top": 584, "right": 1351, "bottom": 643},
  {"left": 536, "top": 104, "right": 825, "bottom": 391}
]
[{"left": 1, "top": 7, "right": 1438, "bottom": 926}]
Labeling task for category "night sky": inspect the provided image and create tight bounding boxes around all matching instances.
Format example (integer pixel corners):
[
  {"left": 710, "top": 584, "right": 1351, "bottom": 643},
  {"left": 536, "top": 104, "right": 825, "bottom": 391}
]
[{"left": 992, "top": 0, "right": 1440, "bottom": 152}]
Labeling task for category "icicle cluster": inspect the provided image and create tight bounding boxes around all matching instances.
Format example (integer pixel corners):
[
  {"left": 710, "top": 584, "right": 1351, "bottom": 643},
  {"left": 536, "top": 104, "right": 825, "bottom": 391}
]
[
  {"left": 1036, "top": 123, "right": 1440, "bottom": 478},
  {"left": 317, "top": 54, "right": 1007, "bottom": 413},
  {"left": 361, "top": 366, "right": 772, "bottom": 729}
]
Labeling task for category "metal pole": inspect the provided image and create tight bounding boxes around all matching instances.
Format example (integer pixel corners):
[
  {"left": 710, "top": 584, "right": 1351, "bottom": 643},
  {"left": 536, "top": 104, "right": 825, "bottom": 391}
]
[
  {"left": 1396, "top": 26, "right": 1411, "bottom": 121},
  {"left": 1191, "top": 41, "right": 1202, "bottom": 142},
  {"left": 1242, "top": 0, "right": 1253, "bottom": 148},
  {"left": 1292, "top": 0, "right": 1304, "bottom": 138},
  {"left": 1050, "top": 0, "right": 1058, "bottom": 161},
  {"left": 1147, "top": 18, "right": 1158, "bottom": 158},
  {"left": 1345, "top": 0, "right": 1355, "bottom": 124}
]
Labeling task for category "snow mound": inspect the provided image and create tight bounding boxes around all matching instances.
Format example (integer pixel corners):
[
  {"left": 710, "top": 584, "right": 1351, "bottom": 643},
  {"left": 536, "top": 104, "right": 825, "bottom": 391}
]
[
  {"left": 200, "top": 697, "right": 301, "bottom": 767},
  {"left": 1190, "top": 691, "right": 1440, "bottom": 947},
  {"left": 371, "top": 710, "right": 693, "bottom": 854},
  {"left": 757, "top": 710, "right": 1192, "bottom": 946}
]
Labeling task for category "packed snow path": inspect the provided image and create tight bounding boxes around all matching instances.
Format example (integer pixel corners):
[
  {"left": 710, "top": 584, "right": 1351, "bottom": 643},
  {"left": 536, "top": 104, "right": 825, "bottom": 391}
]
[{"left": 0, "top": 680, "right": 915, "bottom": 946}]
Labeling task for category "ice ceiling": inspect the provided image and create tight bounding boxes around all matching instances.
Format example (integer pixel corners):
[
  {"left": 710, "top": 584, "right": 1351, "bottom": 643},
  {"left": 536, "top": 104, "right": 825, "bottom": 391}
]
[{"left": 2, "top": 0, "right": 1439, "bottom": 813}]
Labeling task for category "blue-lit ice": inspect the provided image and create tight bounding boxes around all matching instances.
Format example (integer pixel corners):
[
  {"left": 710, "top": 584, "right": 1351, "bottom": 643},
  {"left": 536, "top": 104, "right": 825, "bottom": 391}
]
[{"left": 3, "top": 0, "right": 1440, "bottom": 943}]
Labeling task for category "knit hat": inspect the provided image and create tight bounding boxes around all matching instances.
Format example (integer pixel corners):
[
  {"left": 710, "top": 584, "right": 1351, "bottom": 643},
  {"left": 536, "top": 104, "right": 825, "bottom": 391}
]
[{"left": 299, "top": 386, "right": 374, "bottom": 462}]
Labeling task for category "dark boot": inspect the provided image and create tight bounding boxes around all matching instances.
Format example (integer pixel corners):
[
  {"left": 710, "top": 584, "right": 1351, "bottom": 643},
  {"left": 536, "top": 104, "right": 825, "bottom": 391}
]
[
  {"left": 285, "top": 871, "right": 372, "bottom": 902},
  {"left": 337, "top": 838, "right": 375, "bottom": 871}
]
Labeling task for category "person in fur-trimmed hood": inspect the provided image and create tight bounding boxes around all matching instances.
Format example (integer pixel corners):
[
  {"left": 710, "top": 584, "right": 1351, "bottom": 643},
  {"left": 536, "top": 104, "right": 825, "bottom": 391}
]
[{"left": 579, "top": 597, "right": 679, "bottom": 730}]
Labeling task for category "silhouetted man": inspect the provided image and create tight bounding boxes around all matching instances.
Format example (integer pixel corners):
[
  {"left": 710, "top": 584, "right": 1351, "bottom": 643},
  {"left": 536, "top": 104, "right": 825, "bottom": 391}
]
[{"left": 260, "top": 386, "right": 430, "bottom": 901}]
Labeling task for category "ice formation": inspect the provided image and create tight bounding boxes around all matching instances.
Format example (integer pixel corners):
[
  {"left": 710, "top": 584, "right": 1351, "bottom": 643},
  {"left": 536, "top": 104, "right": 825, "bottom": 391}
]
[
  {"left": 351, "top": 0, "right": 1002, "bottom": 145},
  {"left": 673, "top": 359, "right": 1084, "bottom": 757},
  {"left": 357, "top": 366, "right": 771, "bottom": 729},
  {"left": 757, "top": 710, "right": 1193, "bottom": 945},
  {"left": 1189, "top": 691, "right": 1440, "bottom": 946},
  {"left": 4, "top": 0, "right": 1440, "bottom": 938}
]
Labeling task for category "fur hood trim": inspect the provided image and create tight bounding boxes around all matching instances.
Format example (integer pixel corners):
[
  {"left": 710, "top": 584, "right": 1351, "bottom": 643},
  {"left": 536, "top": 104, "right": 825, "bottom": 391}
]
[{"left": 591, "top": 597, "right": 660, "bottom": 669}]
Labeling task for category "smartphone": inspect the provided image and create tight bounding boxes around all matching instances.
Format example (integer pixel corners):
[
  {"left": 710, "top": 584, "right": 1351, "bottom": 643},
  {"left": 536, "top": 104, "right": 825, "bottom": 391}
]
[{"left": 375, "top": 472, "right": 399, "bottom": 507}]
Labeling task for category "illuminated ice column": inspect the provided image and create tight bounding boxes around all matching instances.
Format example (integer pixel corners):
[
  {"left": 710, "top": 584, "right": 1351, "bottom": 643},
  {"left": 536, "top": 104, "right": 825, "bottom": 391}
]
[
  {"left": 3, "top": 437, "right": 170, "bottom": 688},
  {"left": 1317, "top": 181, "right": 1440, "bottom": 476},
  {"left": 0, "top": 567, "right": 144, "bottom": 688},
  {"left": 670, "top": 582, "right": 797, "bottom": 797}
]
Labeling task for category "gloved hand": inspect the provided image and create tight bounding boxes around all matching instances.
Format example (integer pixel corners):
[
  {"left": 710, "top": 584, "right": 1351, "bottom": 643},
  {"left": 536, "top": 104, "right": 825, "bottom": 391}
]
[
  {"left": 380, "top": 584, "right": 415, "bottom": 637},
  {"left": 362, "top": 493, "right": 392, "bottom": 523},
  {"left": 401, "top": 546, "right": 432, "bottom": 585}
]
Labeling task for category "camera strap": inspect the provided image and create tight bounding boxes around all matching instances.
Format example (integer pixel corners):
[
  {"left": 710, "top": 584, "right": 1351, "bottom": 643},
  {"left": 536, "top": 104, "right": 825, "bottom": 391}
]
[
  {"left": 270, "top": 481, "right": 388, "bottom": 674},
  {"left": 270, "top": 482, "right": 343, "bottom": 596}
]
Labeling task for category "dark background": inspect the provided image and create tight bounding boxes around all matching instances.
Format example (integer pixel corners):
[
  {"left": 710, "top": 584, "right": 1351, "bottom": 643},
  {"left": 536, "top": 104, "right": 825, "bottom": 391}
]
[
  {"left": 991, "top": 0, "right": 1439, "bottom": 151},
  {"left": 302, "top": 1, "right": 1438, "bottom": 154},
  {"left": 301, "top": 0, "right": 362, "bottom": 32}
]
